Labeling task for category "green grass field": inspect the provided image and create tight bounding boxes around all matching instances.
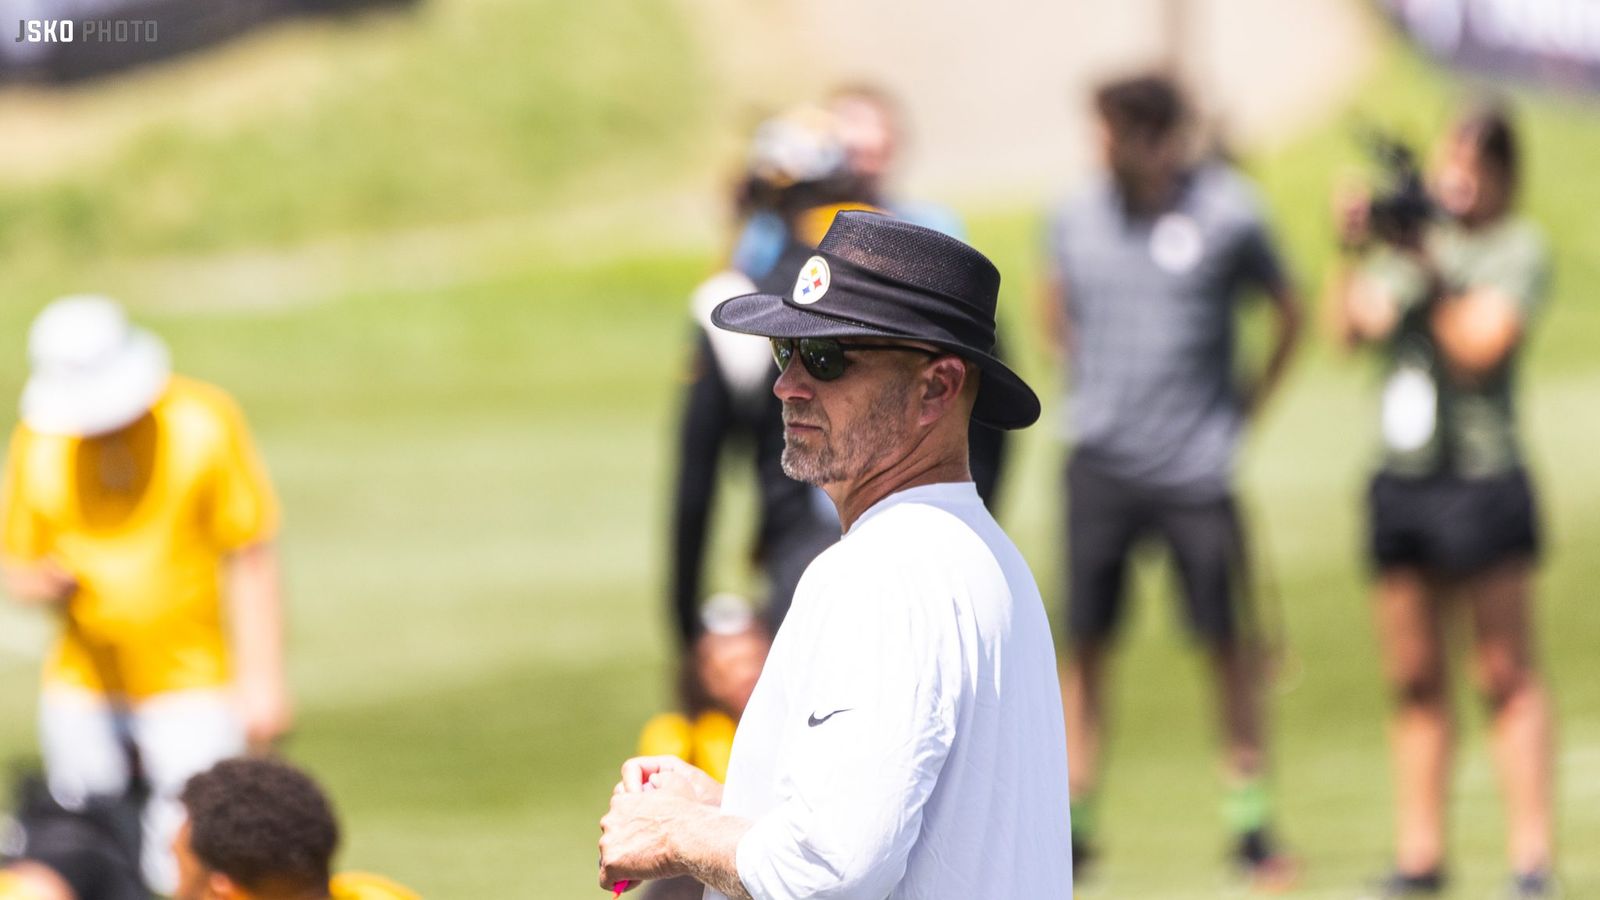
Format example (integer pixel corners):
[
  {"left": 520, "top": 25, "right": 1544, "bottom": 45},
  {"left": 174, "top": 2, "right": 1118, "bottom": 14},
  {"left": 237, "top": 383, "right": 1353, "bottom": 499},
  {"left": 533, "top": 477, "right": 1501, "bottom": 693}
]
[{"left": 1, "top": 4, "right": 1599, "bottom": 897}]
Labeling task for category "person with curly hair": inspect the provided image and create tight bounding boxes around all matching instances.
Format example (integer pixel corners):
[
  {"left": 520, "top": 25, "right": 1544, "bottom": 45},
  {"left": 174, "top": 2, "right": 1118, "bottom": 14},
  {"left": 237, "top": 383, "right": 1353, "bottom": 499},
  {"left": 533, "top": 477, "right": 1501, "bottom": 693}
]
[{"left": 173, "top": 758, "right": 416, "bottom": 900}]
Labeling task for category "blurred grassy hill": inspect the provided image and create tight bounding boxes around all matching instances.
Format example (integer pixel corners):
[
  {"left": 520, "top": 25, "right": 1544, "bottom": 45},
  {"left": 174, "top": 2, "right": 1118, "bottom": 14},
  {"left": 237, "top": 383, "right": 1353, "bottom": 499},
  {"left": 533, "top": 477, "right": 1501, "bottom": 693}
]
[
  {"left": 0, "top": 0, "right": 711, "bottom": 292},
  {"left": 0, "top": 4, "right": 1598, "bottom": 896}
]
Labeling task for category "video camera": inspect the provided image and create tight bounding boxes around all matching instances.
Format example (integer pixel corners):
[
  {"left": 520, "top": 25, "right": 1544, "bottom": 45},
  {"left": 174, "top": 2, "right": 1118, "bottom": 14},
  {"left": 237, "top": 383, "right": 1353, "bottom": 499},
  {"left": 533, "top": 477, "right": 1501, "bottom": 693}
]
[{"left": 1356, "top": 128, "right": 1435, "bottom": 247}]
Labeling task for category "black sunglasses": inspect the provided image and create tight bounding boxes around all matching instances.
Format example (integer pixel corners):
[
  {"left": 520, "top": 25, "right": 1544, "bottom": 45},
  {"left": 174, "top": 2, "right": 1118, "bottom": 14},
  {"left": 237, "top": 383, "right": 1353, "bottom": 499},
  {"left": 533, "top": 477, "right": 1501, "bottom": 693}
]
[{"left": 771, "top": 337, "right": 942, "bottom": 382}]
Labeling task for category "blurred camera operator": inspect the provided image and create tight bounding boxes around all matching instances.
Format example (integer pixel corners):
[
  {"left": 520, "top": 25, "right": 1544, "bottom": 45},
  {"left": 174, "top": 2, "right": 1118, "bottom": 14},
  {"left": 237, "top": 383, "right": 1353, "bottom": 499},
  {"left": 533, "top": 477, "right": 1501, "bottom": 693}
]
[{"left": 1330, "top": 103, "right": 1555, "bottom": 899}]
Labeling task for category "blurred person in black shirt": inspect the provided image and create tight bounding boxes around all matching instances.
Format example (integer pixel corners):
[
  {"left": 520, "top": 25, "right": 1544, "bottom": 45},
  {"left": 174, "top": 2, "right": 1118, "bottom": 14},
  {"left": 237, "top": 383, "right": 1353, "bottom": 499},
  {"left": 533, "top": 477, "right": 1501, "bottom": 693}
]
[
  {"left": 670, "top": 107, "right": 869, "bottom": 654},
  {"left": 1, "top": 772, "right": 147, "bottom": 900},
  {"left": 826, "top": 84, "right": 1009, "bottom": 506},
  {"left": 669, "top": 102, "right": 1015, "bottom": 725}
]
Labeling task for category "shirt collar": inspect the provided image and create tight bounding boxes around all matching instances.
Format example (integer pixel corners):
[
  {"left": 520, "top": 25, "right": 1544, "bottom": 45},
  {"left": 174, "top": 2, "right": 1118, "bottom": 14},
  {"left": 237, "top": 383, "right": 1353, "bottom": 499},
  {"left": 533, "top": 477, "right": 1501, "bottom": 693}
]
[{"left": 845, "top": 481, "right": 982, "bottom": 537}]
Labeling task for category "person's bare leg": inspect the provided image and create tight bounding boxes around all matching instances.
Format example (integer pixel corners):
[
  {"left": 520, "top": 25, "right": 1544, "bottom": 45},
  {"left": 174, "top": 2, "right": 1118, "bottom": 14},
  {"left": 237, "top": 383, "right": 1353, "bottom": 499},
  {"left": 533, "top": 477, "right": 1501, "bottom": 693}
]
[
  {"left": 1211, "top": 634, "right": 1302, "bottom": 886},
  {"left": 1374, "top": 568, "right": 1452, "bottom": 875},
  {"left": 1211, "top": 636, "right": 1265, "bottom": 779},
  {"left": 1468, "top": 558, "right": 1554, "bottom": 876},
  {"left": 1062, "top": 640, "right": 1109, "bottom": 831}
]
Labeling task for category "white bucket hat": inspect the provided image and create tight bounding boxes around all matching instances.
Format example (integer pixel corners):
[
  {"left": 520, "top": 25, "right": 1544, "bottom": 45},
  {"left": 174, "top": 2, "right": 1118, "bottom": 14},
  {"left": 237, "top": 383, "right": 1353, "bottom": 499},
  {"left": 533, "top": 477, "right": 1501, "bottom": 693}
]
[{"left": 21, "top": 295, "right": 171, "bottom": 438}]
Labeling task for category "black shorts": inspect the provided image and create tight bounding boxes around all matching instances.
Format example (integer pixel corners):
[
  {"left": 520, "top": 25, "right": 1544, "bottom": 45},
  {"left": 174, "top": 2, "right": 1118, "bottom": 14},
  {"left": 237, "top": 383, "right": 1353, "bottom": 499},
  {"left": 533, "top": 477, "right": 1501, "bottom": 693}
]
[
  {"left": 1065, "top": 454, "right": 1251, "bottom": 643},
  {"left": 1368, "top": 468, "right": 1540, "bottom": 576}
]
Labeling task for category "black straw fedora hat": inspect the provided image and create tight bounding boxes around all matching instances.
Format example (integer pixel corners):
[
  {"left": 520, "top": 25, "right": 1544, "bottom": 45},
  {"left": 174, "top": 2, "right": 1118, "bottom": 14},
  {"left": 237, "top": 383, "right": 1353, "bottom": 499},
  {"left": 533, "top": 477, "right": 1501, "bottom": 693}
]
[{"left": 711, "top": 211, "right": 1040, "bottom": 430}]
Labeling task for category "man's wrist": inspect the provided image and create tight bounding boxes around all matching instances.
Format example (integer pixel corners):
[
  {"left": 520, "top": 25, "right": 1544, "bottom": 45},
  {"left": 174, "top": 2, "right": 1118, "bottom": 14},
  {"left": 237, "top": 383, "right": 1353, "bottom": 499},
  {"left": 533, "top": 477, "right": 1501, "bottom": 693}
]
[
  {"left": 669, "top": 799, "right": 719, "bottom": 864},
  {"left": 640, "top": 795, "right": 702, "bottom": 878},
  {"left": 672, "top": 802, "right": 754, "bottom": 899},
  {"left": 659, "top": 802, "right": 688, "bottom": 875}
]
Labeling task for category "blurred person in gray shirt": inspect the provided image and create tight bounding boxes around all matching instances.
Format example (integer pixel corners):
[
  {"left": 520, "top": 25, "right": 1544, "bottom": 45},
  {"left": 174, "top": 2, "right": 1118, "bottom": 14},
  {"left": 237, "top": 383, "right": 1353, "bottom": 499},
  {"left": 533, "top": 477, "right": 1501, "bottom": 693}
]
[{"left": 1041, "top": 73, "right": 1303, "bottom": 885}]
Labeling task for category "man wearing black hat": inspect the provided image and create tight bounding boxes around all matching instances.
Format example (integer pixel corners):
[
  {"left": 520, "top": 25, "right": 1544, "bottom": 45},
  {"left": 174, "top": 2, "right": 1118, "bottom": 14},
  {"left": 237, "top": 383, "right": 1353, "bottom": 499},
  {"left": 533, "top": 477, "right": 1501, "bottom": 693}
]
[{"left": 599, "top": 212, "right": 1072, "bottom": 899}]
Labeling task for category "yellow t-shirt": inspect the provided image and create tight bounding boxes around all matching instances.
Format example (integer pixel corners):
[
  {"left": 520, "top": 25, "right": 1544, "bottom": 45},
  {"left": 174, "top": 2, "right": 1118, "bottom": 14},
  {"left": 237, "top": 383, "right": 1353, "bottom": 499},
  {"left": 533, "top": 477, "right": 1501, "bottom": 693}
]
[
  {"left": 1, "top": 375, "right": 280, "bottom": 699},
  {"left": 636, "top": 710, "right": 738, "bottom": 783},
  {"left": 330, "top": 871, "right": 422, "bottom": 900}
]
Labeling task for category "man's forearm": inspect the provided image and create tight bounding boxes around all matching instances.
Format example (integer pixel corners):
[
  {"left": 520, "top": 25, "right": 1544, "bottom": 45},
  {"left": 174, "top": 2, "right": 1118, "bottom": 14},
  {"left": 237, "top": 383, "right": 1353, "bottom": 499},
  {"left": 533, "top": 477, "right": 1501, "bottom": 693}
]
[
  {"left": 1254, "top": 294, "right": 1303, "bottom": 410},
  {"left": 673, "top": 806, "right": 754, "bottom": 900},
  {"left": 230, "top": 543, "right": 284, "bottom": 680},
  {"left": 1431, "top": 288, "right": 1522, "bottom": 378},
  {"left": 1332, "top": 263, "right": 1403, "bottom": 345}
]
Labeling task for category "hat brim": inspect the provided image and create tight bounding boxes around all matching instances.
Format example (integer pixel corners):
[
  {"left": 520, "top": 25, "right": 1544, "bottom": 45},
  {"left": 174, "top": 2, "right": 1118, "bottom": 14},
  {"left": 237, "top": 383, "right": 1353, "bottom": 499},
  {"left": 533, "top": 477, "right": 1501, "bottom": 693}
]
[
  {"left": 712, "top": 292, "right": 1040, "bottom": 430},
  {"left": 21, "top": 330, "right": 171, "bottom": 437}
]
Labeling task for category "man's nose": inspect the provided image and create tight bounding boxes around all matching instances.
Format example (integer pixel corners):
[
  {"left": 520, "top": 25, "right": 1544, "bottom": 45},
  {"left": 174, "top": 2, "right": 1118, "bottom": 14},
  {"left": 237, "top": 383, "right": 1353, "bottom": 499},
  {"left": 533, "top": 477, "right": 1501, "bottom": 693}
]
[{"left": 773, "top": 356, "right": 815, "bottom": 402}]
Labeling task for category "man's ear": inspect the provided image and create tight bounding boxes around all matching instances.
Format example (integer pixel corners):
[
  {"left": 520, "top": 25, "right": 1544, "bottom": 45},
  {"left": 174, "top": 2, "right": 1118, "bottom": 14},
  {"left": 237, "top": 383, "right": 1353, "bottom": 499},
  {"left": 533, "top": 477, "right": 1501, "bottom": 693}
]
[{"left": 917, "top": 357, "right": 970, "bottom": 425}]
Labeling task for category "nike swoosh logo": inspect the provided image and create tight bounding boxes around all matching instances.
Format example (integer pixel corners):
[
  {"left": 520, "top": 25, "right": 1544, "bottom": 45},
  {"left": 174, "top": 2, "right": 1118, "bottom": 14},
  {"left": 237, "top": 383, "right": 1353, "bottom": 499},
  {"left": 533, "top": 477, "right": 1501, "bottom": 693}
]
[{"left": 807, "top": 708, "right": 853, "bottom": 727}]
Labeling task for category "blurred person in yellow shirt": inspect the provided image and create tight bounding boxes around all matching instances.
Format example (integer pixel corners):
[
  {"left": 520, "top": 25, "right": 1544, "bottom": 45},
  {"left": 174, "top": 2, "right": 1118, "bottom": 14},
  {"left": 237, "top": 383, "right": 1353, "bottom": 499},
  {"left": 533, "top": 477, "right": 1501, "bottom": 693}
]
[
  {"left": 637, "top": 594, "right": 767, "bottom": 785},
  {"left": 631, "top": 596, "right": 766, "bottom": 899},
  {"left": 0, "top": 296, "right": 290, "bottom": 895},
  {"left": 172, "top": 757, "right": 417, "bottom": 900}
]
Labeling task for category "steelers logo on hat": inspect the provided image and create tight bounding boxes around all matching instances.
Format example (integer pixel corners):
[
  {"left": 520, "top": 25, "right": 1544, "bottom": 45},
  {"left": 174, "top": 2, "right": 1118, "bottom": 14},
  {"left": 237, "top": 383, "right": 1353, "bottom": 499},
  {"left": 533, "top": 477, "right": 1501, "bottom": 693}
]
[{"left": 793, "top": 256, "right": 830, "bottom": 305}]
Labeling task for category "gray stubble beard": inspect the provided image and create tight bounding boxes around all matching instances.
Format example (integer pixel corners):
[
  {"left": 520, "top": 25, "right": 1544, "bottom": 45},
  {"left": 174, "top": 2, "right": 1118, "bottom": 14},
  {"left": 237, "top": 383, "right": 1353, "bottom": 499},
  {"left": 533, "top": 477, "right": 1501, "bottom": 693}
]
[{"left": 780, "top": 378, "right": 912, "bottom": 487}]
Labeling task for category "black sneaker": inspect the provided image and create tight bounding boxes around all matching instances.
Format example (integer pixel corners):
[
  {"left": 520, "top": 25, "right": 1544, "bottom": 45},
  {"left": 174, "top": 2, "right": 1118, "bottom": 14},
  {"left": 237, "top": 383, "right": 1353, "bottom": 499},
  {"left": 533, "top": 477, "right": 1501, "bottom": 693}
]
[
  {"left": 1509, "top": 870, "right": 1556, "bottom": 898},
  {"left": 1233, "top": 828, "right": 1300, "bottom": 892},
  {"left": 1367, "top": 869, "right": 1446, "bottom": 898}
]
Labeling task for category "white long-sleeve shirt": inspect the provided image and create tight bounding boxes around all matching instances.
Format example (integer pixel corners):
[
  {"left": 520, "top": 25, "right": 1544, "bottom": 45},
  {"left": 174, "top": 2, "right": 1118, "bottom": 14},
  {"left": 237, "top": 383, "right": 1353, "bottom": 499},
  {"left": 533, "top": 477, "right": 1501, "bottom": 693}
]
[{"left": 710, "top": 482, "right": 1073, "bottom": 900}]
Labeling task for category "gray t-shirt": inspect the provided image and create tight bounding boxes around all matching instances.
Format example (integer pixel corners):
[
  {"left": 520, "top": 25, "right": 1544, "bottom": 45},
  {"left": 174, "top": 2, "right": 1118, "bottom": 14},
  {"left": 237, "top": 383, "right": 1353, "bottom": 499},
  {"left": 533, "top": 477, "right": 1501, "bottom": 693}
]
[{"left": 1047, "top": 164, "right": 1288, "bottom": 500}]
